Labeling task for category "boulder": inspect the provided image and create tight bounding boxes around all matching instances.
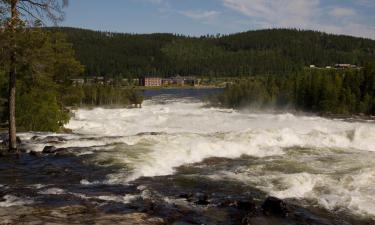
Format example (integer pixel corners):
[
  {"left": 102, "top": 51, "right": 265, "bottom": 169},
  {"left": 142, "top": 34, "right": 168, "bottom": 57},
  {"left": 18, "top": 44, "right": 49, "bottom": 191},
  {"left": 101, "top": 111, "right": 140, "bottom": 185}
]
[
  {"left": 194, "top": 192, "right": 209, "bottom": 205},
  {"left": 230, "top": 200, "right": 256, "bottom": 211},
  {"left": 42, "top": 136, "right": 67, "bottom": 143},
  {"left": 29, "top": 150, "right": 41, "bottom": 157},
  {"left": 262, "top": 197, "right": 289, "bottom": 217},
  {"left": 42, "top": 146, "right": 58, "bottom": 154}
]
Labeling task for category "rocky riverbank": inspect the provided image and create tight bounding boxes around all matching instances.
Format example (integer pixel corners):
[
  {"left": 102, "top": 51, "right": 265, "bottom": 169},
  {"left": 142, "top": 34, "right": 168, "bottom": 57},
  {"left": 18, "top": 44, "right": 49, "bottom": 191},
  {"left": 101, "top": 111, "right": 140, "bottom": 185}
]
[{"left": 1, "top": 141, "right": 373, "bottom": 225}]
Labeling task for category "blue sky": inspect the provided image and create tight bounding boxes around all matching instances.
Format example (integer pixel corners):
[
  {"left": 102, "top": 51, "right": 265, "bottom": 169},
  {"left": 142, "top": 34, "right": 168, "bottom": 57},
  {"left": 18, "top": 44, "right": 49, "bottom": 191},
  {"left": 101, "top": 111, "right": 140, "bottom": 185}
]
[{"left": 61, "top": 0, "right": 375, "bottom": 39}]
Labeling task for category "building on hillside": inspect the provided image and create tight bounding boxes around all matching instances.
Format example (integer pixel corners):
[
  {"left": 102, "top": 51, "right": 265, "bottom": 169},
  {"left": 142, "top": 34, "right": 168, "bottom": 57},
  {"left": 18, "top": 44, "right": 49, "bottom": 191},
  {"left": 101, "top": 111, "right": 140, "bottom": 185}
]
[
  {"left": 335, "top": 64, "right": 357, "bottom": 69},
  {"left": 140, "top": 77, "right": 162, "bottom": 87}
]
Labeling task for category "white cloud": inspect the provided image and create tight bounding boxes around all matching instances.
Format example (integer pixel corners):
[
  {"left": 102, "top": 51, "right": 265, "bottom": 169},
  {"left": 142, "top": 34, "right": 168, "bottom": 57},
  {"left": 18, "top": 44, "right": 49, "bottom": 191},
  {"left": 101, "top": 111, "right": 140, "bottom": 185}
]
[
  {"left": 222, "top": 0, "right": 320, "bottom": 28},
  {"left": 356, "top": 0, "right": 375, "bottom": 7},
  {"left": 180, "top": 10, "right": 221, "bottom": 22},
  {"left": 329, "top": 7, "right": 356, "bottom": 18},
  {"left": 221, "top": 0, "right": 375, "bottom": 39},
  {"left": 319, "top": 23, "right": 375, "bottom": 40}
]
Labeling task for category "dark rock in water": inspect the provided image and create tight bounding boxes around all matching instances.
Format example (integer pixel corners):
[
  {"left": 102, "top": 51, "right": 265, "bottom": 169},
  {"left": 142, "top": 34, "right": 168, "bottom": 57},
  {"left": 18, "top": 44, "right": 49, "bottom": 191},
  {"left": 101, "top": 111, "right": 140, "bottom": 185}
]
[
  {"left": 230, "top": 200, "right": 256, "bottom": 211},
  {"left": 0, "top": 134, "right": 22, "bottom": 146},
  {"left": 42, "top": 146, "right": 71, "bottom": 154},
  {"left": 137, "top": 132, "right": 166, "bottom": 136},
  {"left": 194, "top": 192, "right": 209, "bottom": 205},
  {"left": 31, "top": 135, "right": 41, "bottom": 141},
  {"left": 262, "top": 197, "right": 289, "bottom": 217},
  {"left": 128, "top": 199, "right": 155, "bottom": 213},
  {"left": 43, "top": 136, "right": 67, "bottom": 143},
  {"left": 42, "top": 146, "right": 69, "bottom": 154},
  {"left": 178, "top": 193, "right": 192, "bottom": 200},
  {"left": 29, "top": 150, "right": 41, "bottom": 157},
  {"left": 42, "top": 146, "right": 57, "bottom": 154},
  {"left": 33, "top": 136, "right": 67, "bottom": 144},
  {"left": 178, "top": 192, "right": 210, "bottom": 205}
]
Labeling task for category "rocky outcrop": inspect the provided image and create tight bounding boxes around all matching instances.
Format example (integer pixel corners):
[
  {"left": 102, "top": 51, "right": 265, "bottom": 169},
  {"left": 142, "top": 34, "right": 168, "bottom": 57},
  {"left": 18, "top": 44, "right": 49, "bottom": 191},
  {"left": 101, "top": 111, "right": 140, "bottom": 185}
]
[{"left": 262, "top": 196, "right": 289, "bottom": 217}]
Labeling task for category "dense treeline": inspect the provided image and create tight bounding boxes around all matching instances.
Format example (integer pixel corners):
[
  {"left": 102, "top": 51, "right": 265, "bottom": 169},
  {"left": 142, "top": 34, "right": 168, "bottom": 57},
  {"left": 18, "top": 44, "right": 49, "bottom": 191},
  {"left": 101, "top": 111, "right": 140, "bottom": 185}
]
[
  {"left": 52, "top": 27, "right": 375, "bottom": 77},
  {"left": 61, "top": 85, "right": 143, "bottom": 107},
  {"left": 0, "top": 27, "right": 143, "bottom": 132},
  {"left": 0, "top": 28, "right": 83, "bottom": 132},
  {"left": 216, "top": 63, "right": 375, "bottom": 116}
]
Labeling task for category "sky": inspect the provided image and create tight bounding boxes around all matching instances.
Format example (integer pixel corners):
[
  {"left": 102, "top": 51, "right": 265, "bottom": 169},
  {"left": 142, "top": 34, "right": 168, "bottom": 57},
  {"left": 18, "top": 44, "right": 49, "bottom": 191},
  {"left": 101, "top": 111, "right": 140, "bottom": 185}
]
[{"left": 61, "top": 0, "right": 375, "bottom": 39}]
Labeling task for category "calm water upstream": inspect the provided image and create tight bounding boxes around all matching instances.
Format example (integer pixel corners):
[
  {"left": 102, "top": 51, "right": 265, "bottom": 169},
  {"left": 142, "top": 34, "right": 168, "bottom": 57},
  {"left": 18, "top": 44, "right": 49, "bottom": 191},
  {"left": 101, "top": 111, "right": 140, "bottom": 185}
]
[{"left": 1, "top": 88, "right": 375, "bottom": 224}]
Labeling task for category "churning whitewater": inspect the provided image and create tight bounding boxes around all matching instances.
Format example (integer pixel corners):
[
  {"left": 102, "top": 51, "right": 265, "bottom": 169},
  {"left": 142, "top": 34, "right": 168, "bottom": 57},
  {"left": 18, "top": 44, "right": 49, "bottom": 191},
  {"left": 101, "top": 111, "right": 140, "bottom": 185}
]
[{"left": 24, "top": 97, "right": 375, "bottom": 219}]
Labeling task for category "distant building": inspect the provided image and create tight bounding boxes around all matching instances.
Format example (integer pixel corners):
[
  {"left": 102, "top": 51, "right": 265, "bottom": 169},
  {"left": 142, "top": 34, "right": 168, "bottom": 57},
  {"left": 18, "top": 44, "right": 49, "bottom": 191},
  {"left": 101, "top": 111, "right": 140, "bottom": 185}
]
[
  {"left": 310, "top": 65, "right": 316, "bottom": 68},
  {"left": 94, "top": 76, "right": 105, "bottom": 84},
  {"left": 71, "top": 78, "right": 84, "bottom": 85},
  {"left": 162, "top": 78, "right": 174, "bottom": 86},
  {"left": 335, "top": 64, "right": 357, "bottom": 69},
  {"left": 140, "top": 77, "right": 162, "bottom": 87},
  {"left": 173, "top": 76, "right": 185, "bottom": 86},
  {"left": 170, "top": 76, "right": 199, "bottom": 86}
]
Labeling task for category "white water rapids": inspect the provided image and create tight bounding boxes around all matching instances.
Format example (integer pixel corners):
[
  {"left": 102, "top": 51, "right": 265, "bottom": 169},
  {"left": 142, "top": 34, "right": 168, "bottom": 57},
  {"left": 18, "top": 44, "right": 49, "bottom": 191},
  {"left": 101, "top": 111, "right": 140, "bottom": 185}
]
[{"left": 23, "top": 98, "right": 375, "bottom": 219}]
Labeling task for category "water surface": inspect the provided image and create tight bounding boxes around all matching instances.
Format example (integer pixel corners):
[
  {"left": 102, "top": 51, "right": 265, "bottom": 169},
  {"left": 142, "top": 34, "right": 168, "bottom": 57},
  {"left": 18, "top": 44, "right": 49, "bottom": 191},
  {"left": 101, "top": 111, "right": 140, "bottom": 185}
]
[{"left": 1, "top": 90, "right": 375, "bottom": 224}]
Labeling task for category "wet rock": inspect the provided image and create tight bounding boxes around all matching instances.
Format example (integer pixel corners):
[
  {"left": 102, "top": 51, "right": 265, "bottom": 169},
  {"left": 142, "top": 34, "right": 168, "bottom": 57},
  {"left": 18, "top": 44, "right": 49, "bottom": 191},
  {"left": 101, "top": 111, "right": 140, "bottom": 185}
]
[
  {"left": 95, "top": 213, "right": 165, "bottom": 225},
  {"left": 178, "top": 193, "right": 192, "bottom": 200},
  {"left": 194, "top": 192, "right": 209, "bottom": 205},
  {"left": 178, "top": 192, "right": 210, "bottom": 205},
  {"left": 128, "top": 199, "right": 155, "bottom": 213},
  {"left": 29, "top": 150, "right": 41, "bottom": 157},
  {"left": 230, "top": 200, "right": 256, "bottom": 211},
  {"left": 137, "top": 132, "right": 166, "bottom": 136},
  {"left": 42, "top": 146, "right": 58, "bottom": 154},
  {"left": 262, "top": 197, "right": 289, "bottom": 217},
  {"left": 0, "top": 134, "right": 22, "bottom": 146},
  {"left": 35, "top": 136, "right": 67, "bottom": 144},
  {"left": 31, "top": 135, "right": 41, "bottom": 141}
]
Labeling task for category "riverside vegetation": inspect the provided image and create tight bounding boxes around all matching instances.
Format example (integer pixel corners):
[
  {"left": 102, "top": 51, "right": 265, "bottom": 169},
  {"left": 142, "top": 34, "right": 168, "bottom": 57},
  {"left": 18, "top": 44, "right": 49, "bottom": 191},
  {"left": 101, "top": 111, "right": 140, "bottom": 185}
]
[
  {"left": 0, "top": 28, "right": 143, "bottom": 132},
  {"left": 1, "top": 26, "right": 375, "bottom": 133},
  {"left": 215, "top": 64, "right": 375, "bottom": 116}
]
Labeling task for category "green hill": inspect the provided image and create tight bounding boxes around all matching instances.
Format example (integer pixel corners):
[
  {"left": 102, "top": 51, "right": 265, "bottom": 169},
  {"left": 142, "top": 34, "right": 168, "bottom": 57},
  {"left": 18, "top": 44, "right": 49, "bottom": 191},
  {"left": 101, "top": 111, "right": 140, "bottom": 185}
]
[{"left": 50, "top": 27, "right": 375, "bottom": 77}]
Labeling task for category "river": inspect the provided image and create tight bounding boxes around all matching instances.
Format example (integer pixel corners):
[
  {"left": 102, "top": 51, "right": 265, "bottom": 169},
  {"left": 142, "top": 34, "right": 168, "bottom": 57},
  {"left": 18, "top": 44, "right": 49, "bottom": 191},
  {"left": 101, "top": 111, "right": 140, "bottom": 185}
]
[{"left": 1, "top": 88, "right": 375, "bottom": 224}]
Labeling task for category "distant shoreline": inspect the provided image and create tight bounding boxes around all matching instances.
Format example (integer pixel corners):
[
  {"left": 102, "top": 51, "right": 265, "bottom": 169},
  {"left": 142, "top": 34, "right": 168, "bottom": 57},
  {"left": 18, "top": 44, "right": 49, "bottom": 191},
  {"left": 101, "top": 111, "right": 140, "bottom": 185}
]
[{"left": 132, "top": 86, "right": 225, "bottom": 90}]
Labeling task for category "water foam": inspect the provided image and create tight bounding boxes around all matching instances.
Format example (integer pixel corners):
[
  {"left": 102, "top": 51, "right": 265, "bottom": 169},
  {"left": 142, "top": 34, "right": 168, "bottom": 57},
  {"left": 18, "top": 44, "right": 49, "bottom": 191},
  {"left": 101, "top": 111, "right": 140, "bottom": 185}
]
[{"left": 59, "top": 99, "right": 375, "bottom": 217}]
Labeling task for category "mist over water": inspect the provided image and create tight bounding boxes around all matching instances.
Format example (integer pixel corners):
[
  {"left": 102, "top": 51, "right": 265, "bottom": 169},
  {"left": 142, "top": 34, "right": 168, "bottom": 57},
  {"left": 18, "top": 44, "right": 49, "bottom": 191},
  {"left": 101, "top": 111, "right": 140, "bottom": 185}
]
[{"left": 20, "top": 95, "right": 375, "bottom": 219}]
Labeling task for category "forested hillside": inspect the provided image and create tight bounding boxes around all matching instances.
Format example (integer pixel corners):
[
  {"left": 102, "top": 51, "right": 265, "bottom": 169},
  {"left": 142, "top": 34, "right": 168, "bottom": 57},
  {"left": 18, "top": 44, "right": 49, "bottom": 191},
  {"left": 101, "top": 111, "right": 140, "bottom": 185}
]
[{"left": 51, "top": 27, "right": 375, "bottom": 77}]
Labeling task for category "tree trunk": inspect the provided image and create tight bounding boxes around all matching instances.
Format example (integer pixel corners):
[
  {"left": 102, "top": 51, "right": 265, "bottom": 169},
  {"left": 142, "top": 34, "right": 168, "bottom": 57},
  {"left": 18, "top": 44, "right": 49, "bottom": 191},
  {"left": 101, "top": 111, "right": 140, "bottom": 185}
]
[{"left": 8, "top": 0, "right": 18, "bottom": 152}]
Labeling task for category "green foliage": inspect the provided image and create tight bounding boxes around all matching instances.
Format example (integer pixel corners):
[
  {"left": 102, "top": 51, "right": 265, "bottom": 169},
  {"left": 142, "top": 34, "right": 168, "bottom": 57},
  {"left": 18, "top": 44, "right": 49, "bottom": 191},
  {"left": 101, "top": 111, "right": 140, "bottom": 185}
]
[
  {"left": 217, "top": 64, "right": 375, "bottom": 116},
  {"left": 50, "top": 27, "right": 375, "bottom": 77},
  {"left": 61, "top": 84, "right": 144, "bottom": 107},
  {"left": 17, "top": 86, "right": 69, "bottom": 132},
  {"left": 0, "top": 28, "right": 84, "bottom": 131}
]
